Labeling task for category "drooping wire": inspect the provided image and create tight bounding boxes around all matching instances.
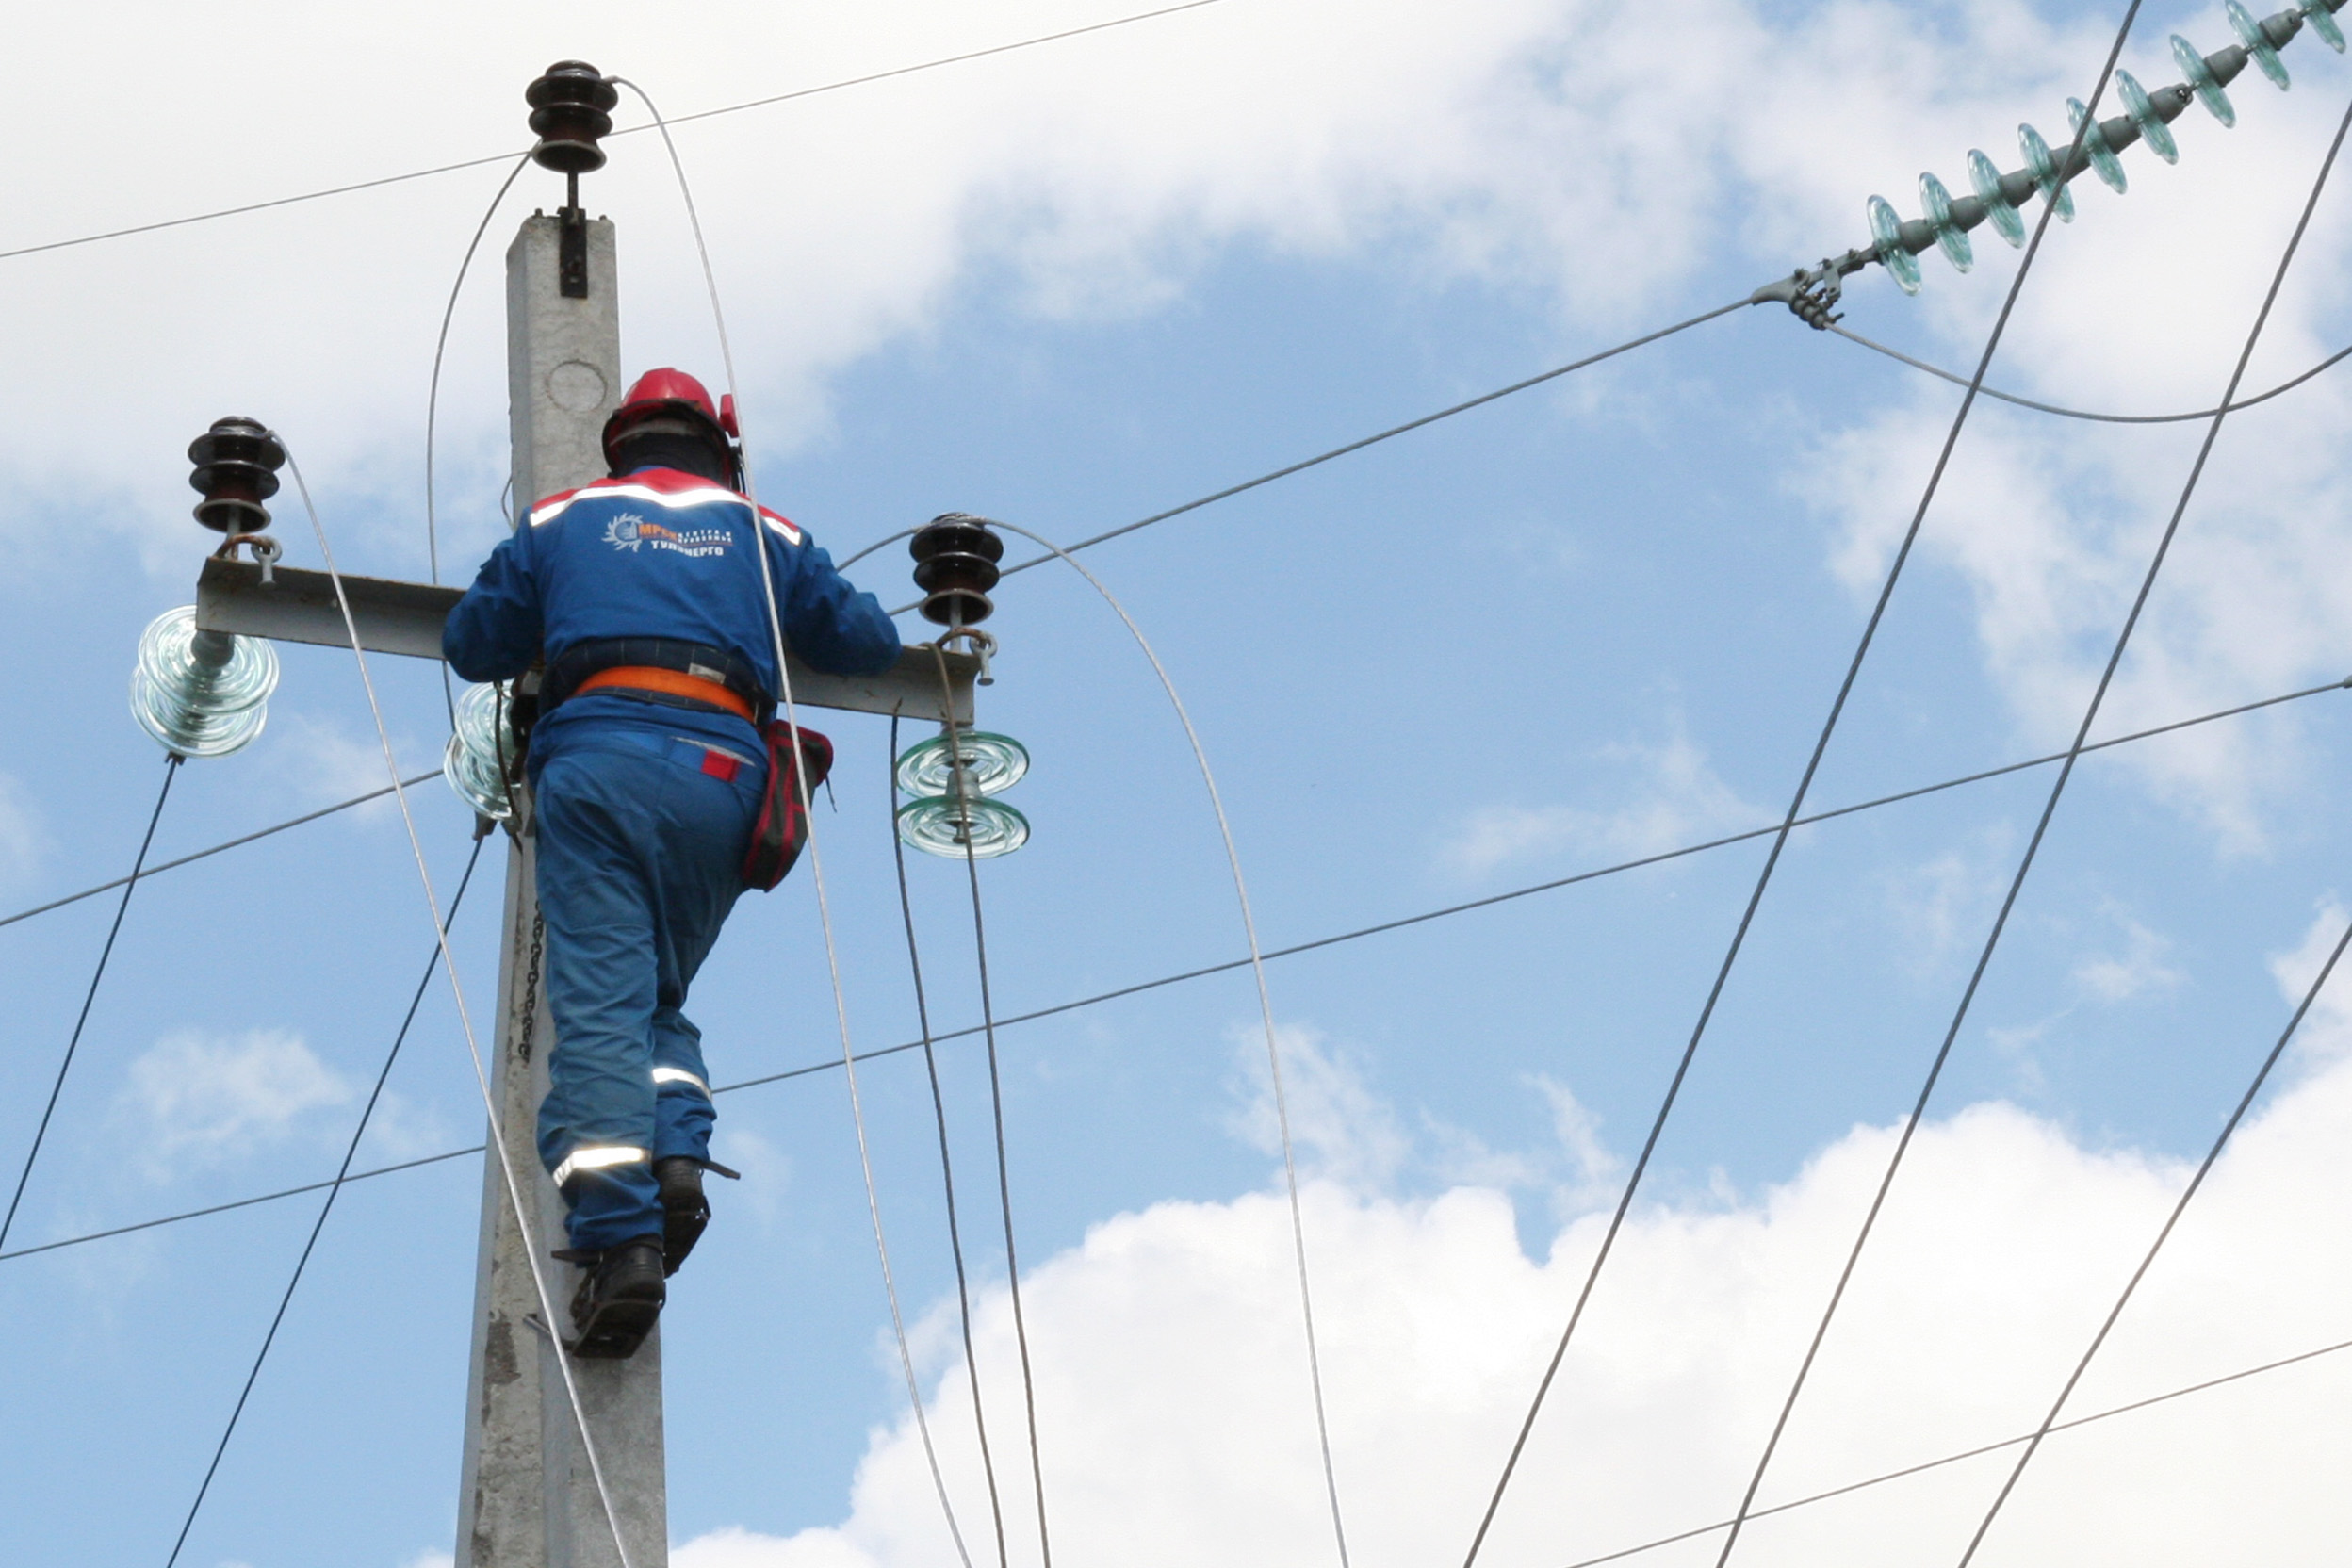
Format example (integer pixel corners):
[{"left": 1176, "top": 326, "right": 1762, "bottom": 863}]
[
  {"left": 1951, "top": 107, "right": 2352, "bottom": 1568},
  {"left": 890, "top": 709, "right": 1014, "bottom": 1568},
  {"left": 1460, "top": 10, "right": 2147, "bottom": 1561},
  {"left": 1704, "top": 69, "right": 2351, "bottom": 1568},
  {"left": 1959, "top": 918, "right": 2352, "bottom": 1563},
  {"left": 1829, "top": 321, "right": 2352, "bottom": 424},
  {"left": 424, "top": 154, "right": 532, "bottom": 724},
  {"left": 14, "top": 670, "right": 2349, "bottom": 1267},
  {"left": 982, "top": 519, "right": 1354, "bottom": 1568},
  {"left": 851, "top": 298, "right": 1751, "bottom": 589},
  {"left": 607, "top": 74, "right": 979, "bottom": 1567},
  {"left": 0, "top": 0, "right": 1237, "bottom": 268},
  {"left": 924, "top": 644, "right": 1055, "bottom": 1568},
  {"left": 161, "top": 835, "right": 486, "bottom": 1568},
  {"left": 0, "top": 754, "right": 180, "bottom": 1255},
  {"left": 272, "top": 442, "right": 637, "bottom": 1568},
  {"left": 1554, "top": 1333, "right": 2352, "bottom": 1568}
]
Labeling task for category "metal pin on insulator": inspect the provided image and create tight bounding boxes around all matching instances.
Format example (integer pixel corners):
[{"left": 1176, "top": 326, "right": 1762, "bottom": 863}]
[
  {"left": 526, "top": 60, "right": 618, "bottom": 173},
  {"left": 188, "top": 416, "right": 285, "bottom": 536},
  {"left": 908, "top": 513, "right": 1005, "bottom": 629}
]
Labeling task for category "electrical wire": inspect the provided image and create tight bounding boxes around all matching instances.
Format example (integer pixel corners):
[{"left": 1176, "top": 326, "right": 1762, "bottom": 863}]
[
  {"left": 610, "top": 74, "right": 978, "bottom": 1567},
  {"left": 986, "top": 518, "right": 1354, "bottom": 1568},
  {"left": 423, "top": 153, "right": 531, "bottom": 727},
  {"left": 849, "top": 299, "right": 1751, "bottom": 592},
  {"left": 1829, "top": 323, "right": 2352, "bottom": 425},
  {"left": 0, "top": 771, "right": 440, "bottom": 934},
  {"left": 1460, "top": 10, "right": 2144, "bottom": 1559},
  {"left": 275, "top": 441, "right": 637, "bottom": 1568},
  {"left": 0, "top": 754, "right": 180, "bottom": 1256},
  {"left": 12, "top": 670, "right": 2345, "bottom": 1268},
  {"left": 924, "top": 643, "right": 1056, "bottom": 1568},
  {"left": 1957, "top": 907, "right": 2352, "bottom": 1564},
  {"left": 0, "top": 1, "right": 1235, "bottom": 267},
  {"left": 1553, "top": 1333, "right": 2352, "bottom": 1568},
  {"left": 890, "top": 710, "right": 1014, "bottom": 1568},
  {"left": 1703, "top": 71, "right": 2352, "bottom": 1568},
  {"left": 161, "top": 836, "right": 485, "bottom": 1568}
]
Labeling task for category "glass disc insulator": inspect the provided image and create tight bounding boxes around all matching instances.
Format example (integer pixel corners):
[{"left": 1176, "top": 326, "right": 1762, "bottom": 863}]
[
  {"left": 2066, "top": 99, "right": 2128, "bottom": 193},
  {"left": 894, "top": 730, "right": 1029, "bottom": 799},
  {"left": 2171, "top": 34, "right": 2236, "bottom": 126},
  {"left": 1867, "top": 195, "right": 1922, "bottom": 295},
  {"left": 1919, "top": 171, "right": 1972, "bottom": 271},
  {"left": 1968, "top": 149, "right": 2025, "bottom": 246},
  {"left": 2115, "top": 70, "right": 2178, "bottom": 163},
  {"left": 2017, "top": 123, "right": 2077, "bottom": 221},
  {"left": 896, "top": 794, "right": 1030, "bottom": 858}
]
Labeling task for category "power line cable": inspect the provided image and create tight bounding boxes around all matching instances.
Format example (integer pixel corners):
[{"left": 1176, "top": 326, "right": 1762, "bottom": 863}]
[
  {"left": 612, "top": 74, "right": 979, "bottom": 1566},
  {"left": 161, "top": 835, "right": 485, "bottom": 1567},
  {"left": 0, "top": 770, "right": 439, "bottom": 934},
  {"left": 10, "top": 671, "right": 2345, "bottom": 1267},
  {"left": 0, "top": 1, "right": 1234, "bottom": 267},
  {"left": 849, "top": 300, "right": 1751, "bottom": 595},
  {"left": 923, "top": 643, "right": 1058, "bottom": 1568},
  {"left": 986, "top": 519, "right": 1354, "bottom": 1566},
  {"left": 890, "top": 710, "right": 1014, "bottom": 1568},
  {"left": 1829, "top": 323, "right": 2352, "bottom": 425},
  {"left": 1458, "top": 8, "right": 2145, "bottom": 1558},
  {"left": 278, "top": 442, "right": 637, "bottom": 1568},
  {"left": 1957, "top": 905, "right": 2352, "bottom": 1565},
  {"left": 0, "top": 755, "right": 181, "bottom": 1255},
  {"left": 1555, "top": 1333, "right": 2352, "bottom": 1568},
  {"left": 1703, "top": 69, "right": 2352, "bottom": 1568}
]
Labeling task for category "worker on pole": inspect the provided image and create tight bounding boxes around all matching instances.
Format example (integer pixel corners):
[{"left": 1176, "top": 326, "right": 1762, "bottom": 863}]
[{"left": 445, "top": 368, "right": 901, "bottom": 1357}]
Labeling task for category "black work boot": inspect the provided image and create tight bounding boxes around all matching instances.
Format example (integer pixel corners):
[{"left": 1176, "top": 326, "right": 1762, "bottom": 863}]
[
  {"left": 656, "top": 1157, "right": 710, "bottom": 1277},
  {"left": 564, "top": 1235, "right": 666, "bottom": 1359}
]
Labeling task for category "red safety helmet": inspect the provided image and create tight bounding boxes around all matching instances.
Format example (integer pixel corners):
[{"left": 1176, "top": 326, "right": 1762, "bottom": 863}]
[{"left": 601, "top": 368, "right": 741, "bottom": 468}]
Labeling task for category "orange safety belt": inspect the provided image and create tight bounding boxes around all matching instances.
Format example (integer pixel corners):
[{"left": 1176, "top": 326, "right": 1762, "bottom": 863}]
[{"left": 575, "top": 665, "right": 755, "bottom": 723}]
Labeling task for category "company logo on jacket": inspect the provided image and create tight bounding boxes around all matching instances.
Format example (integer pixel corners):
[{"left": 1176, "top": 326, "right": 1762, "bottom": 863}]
[{"left": 531, "top": 466, "right": 806, "bottom": 550}]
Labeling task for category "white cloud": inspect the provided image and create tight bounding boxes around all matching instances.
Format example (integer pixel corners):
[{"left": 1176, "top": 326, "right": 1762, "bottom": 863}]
[
  {"left": 396, "top": 1552, "right": 454, "bottom": 1568},
  {"left": 670, "top": 1042, "right": 2352, "bottom": 1568},
  {"left": 2269, "top": 897, "right": 2352, "bottom": 1069},
  {"left": 2071, "top": 908, "right": 2184, "bottom": 1004},
  {"left": 1445, "top": 723, "right": 1759, "bottom": 877},
  {"left": 116, "top": 1029, "right": 352, "bottom": 1178},
  {"left": 1227, "top": 1024, "right": 1412, "bottom": 1195}
]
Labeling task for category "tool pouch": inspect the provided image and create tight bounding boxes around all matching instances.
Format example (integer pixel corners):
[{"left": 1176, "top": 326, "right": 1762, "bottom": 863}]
[{"left": 742, "top": 720, "right": 833, "bottom": 891}]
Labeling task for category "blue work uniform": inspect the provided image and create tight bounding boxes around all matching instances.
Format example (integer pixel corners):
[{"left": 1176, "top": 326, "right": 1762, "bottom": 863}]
[{"left": 445, "top": 466, "right": 901, "bottom": 1250}]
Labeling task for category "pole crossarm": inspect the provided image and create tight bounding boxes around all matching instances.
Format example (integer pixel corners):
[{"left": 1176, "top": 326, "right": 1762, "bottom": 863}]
[{"left": 195, "top": 554, "right": 977, "bottom": 723}]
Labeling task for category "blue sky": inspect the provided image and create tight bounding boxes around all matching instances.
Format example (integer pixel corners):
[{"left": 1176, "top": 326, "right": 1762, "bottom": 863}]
[{"left": 5, "top": 1, "right": 2352, "bottom": 1565}]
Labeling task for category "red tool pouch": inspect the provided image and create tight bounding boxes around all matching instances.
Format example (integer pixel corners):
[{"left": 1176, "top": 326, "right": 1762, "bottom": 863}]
[{"left": 742, "top": 721, "right": 834, "bottom": 891}]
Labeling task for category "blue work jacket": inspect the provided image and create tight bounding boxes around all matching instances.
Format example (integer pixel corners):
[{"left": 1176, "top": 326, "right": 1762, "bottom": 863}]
[{"left": 443, "top": 466, "right": 901, "bottom": 755}]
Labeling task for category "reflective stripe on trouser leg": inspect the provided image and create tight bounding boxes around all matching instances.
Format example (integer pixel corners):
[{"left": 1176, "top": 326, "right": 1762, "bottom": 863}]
[
  {"left": 551, "top": 1144, "right": 652, "bottom": 1188},
  {"left": 650, "top": 1066, "right": 710, "bottom": 1095}
]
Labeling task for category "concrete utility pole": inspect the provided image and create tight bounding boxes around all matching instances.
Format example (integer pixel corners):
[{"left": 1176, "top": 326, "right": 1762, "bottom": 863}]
[{"left": 453, "top": 211, "right": 668, "bottom": 1568}]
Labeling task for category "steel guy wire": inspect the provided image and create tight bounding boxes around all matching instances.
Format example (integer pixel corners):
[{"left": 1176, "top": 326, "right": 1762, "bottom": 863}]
[
  {"left": 612, "top": 73, "right": 979, "bottom": 1566},
  {"left": 1704, "top": 67, "right": 2349, "bottom": 1568},
  {"left": 0, "top": 1, "right": 1236, "bottom": 267},
  {"left": 0, "top": 755, "right": 180, "bottom": 1256},
  {"left": 925, "top": 643, "right": 1055, "bottom": 1568},
  {"left": 12, "top": 671, "right": 2348, "bottom": 1267},
  {"left": 1958, "top": 908, "right": 2352, "bottom": 1564},
  {"left": 1459, "top": 9, "right": 2146, "bottom": 1559},
  {"left": 1553, "top": 1333, "right": 2352, "bottom": 1568},
  {"left": 1830, "top": 322, "right": 2352, "bottom": 424},
  {"left": 985, "top": 517, "right": 1354, "bottom": 1568},
  {"left": 161, "top": 835, "right": 485, "bottom": 1568},
  {"left": 0, "top": 771, "right": 439, "bottom": 933},
  {"left": 274, "top": 442, "right": 637, "bottom": 1568},
  {"left": 845, "top": 299, "right": 1751, "bottom": 592},
  {"left": 890, "top": 709, "right": 1015, "bottom": 1568}
]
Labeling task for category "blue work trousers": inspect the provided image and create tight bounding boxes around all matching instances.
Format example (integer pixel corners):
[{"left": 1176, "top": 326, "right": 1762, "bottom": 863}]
[{"left": 530, "top": 709, "right": 764, "bottom": 1250}]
